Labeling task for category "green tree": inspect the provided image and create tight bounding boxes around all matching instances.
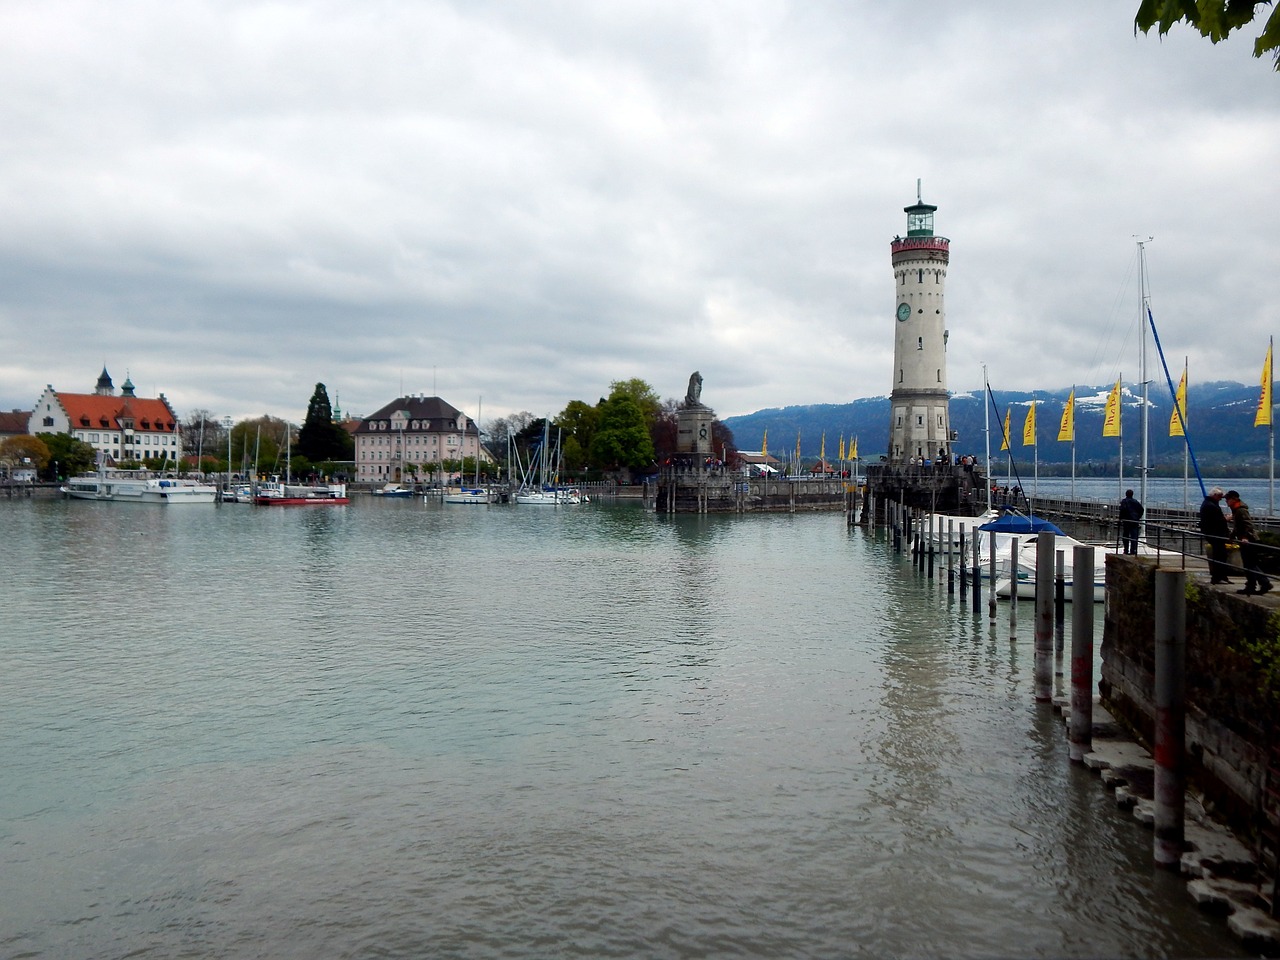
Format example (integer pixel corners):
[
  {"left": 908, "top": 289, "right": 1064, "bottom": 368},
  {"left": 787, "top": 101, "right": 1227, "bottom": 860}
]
[
  {"left": 590, "top": 391, "right": 655, "bottom": 471},
  {"left": 298, "top": 383, "right": 353, "bottom": 462},
  {"left": 608, "top": 378, "right": 662, "bottom": 432},
  {"left": 555, "top": 400, "right": 601, "bottom": 472},
  {"left": 1136, "top": 0, "right": 1280, "bottom": 67},
  {"left": 1, "top": 434, "right": 52, "bottom": 474},
  {"left": 35, "top": 433, "right": 97, "bottom": 479}
]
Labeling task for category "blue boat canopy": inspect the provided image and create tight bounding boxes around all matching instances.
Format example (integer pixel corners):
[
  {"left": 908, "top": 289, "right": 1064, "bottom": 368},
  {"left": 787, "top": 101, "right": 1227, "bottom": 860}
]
[{"left": 977, "top": 509, "right": 1065, "bottom": 536}]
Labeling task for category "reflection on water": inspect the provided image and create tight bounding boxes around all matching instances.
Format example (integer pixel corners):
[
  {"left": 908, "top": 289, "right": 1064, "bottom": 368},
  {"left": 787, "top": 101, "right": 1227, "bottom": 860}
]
[{"left": 0, "top": 499, "right": 1248, "bottom": 958}]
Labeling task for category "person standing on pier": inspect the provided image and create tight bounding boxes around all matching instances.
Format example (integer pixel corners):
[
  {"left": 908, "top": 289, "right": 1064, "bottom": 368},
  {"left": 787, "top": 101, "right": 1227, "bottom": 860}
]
[
  {"left": 1225, "top": 491, "right": 1272, "bottom": 595},
  {"left": 1199, "top": 487, "right": 1233, "bottom": 584},
  {"left": 1118, "top": 489, "right": 1143, "bottom": 554}
]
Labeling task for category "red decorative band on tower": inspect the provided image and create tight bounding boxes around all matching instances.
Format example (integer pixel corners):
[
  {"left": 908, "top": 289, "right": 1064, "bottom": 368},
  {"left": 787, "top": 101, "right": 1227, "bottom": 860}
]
[{"left": 891, "top": 236, "right": 950, "bottom": 265}]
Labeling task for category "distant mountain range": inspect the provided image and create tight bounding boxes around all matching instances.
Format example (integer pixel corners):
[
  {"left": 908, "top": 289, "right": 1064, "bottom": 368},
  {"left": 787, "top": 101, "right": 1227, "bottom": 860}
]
[{"left": 722, "top": 381, "right": 1273, "bottom": 472}]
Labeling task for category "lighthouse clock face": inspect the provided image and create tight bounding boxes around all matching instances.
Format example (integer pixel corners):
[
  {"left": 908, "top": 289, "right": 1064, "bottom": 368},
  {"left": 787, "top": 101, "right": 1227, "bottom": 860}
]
[{"left": 896, "top": 302, "right": 911, "bottom": 322}]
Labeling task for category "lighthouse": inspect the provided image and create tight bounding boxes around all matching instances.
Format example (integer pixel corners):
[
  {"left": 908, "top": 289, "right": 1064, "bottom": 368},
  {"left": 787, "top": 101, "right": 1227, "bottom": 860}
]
[{"left": 888, "top": 184, "right": 951, "bottom": 464}]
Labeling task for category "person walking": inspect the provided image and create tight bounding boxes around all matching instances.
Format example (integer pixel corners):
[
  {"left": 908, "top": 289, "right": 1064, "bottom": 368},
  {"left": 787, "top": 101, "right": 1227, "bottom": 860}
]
[
  {"left": 1199, "top": 487, "right": 1233, "bottom": 584},
  {"left": 1118, "top": 488, "right": 1143, "bottom": 555},
  {"left": 1225, "top": 491, "right": 1272, "bottom": 595}
]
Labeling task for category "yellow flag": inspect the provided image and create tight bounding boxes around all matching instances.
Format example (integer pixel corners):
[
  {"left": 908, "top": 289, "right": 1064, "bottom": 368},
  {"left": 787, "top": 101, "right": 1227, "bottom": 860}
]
[
  {"left": 851, "top": 436, "right": 858, "bottom": 460},
  {"left": 1057, "top": 389, "right": 1075, "bottom": 442},
  {"left": 838, "top": 436, "right": 845, "bottom": 461},
  {"left": 762, "top": 429, "right": 767, "bottom": 458},
  {"left": 1102, "top": 379, "right": 1122, "bottom": 438},
  {"left": 795, "top": 430, "right": 801, "bottom": 462},
  {"left": 820, "top": 431, "right": 825, "bottom": 462},
  {"left": 1000, "top": 407, "right": 1011, "bottom": 451},
  {"left": 1255, "top": 342, "right": 1272, "bottom": 428},
  {"left": 1170, "top": 365, "right": 1187, "bottom": 438},
  {"left": 1022, "top": 400, "right": 1037, "bottom": 447}
]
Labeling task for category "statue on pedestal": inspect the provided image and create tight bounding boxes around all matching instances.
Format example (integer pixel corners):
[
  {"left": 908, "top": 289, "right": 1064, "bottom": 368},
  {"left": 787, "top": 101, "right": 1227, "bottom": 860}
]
[{"left": 684, "top": 371, "right": 703, "bottom": 408}]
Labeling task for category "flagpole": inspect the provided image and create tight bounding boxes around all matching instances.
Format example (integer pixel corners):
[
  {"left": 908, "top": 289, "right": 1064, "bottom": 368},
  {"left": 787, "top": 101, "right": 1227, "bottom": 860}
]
[
  {"left": 1138, "top": 239, "right": 1151, "bottom": 534},
  {"left": 1118, "top": 372, "right": 1124, "bottom": 501},
  {"left": 1182, "top": 358, "right": 1189, "bottom": 511},
  {"left": 1033, "top": 401, "right": 1039, "bottom": 499},
  {"left": 983, "top": 364, "right": 992, "bottom": 513}
]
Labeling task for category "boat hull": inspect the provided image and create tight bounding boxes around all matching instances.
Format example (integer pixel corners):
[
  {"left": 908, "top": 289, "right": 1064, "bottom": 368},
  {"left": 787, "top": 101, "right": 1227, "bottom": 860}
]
[
  {"left": 63, "top": 475, "right": 217, "bottom": 503},
  {"left": 443, "top": 489, "right": 496, "bottom": 504}
]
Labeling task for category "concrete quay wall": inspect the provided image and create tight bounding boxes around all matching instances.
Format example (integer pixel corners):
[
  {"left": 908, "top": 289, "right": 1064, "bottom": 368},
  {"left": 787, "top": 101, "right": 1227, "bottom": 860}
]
[{"left": 1101, "top": 555, "right": 1278, "bottom": 840}]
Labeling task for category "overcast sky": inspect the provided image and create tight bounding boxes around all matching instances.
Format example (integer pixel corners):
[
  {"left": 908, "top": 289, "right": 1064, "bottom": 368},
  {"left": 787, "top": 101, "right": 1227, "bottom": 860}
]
[{"left": 1, "top": 2, "right": 1275, "bottom": 425}]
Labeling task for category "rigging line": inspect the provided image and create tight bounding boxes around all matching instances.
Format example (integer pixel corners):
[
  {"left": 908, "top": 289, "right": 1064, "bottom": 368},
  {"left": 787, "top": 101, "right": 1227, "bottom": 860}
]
[
  {"left": 1146, "top": 304, "right": 1207, "bottom": 500},
  {"left": 985, "top": 382, "right": 1028, "bottom": 504},
  {"left": 1086, "top": 246, "right": 1143, "bottom": 387}
]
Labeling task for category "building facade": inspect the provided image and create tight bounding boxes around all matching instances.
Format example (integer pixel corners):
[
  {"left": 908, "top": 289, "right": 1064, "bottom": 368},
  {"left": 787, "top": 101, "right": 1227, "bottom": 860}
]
[
  {"left": 888, "top": 189, "right": 952, "bottom": 464},
  {"left": 354, "top": 395, "right": 487, "bottom": 483},
  {"left": 28, "top": 368, "right": 183, "bottom": 467}
]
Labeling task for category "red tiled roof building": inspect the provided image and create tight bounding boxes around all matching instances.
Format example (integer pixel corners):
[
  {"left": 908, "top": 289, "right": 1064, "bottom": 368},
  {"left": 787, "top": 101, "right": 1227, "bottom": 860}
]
[{"left": 29, "top": 368, "right": 183, "bottom": 467}]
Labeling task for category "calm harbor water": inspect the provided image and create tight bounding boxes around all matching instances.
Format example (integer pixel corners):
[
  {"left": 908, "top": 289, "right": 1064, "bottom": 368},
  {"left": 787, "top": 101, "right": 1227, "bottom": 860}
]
[{"left": 0, "top": 498, "right": 1249, "bottom": 959}]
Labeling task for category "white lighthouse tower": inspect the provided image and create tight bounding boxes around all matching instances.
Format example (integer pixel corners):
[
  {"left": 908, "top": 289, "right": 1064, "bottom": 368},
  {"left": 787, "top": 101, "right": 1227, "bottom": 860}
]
[{"left": 889, "top": 183, "right": 951, "bottom": 464}]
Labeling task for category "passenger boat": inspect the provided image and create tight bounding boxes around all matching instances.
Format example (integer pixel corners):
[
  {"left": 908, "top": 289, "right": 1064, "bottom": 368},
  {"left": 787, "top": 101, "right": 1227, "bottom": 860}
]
[{"left": 63, "top": 471, "right": 217, "bottom": 504}]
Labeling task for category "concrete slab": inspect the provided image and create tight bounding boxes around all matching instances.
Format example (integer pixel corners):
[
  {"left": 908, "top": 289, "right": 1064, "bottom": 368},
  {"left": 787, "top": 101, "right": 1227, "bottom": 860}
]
[{"left": 1064, "top": 692, "right": 1279, "bottom": 953}]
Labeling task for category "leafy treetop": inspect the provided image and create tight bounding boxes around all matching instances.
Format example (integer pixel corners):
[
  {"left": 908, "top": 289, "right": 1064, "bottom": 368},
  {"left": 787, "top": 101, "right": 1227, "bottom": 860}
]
[{"left": 1136, "top": 0, "right": 1280, "bottom": 68}]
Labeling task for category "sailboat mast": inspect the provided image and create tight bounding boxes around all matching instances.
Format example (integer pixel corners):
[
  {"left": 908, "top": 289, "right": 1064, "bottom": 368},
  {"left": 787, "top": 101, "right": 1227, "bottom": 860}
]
[{"left": 1138, "top": 239, "right": 1151, "bottom": 533}]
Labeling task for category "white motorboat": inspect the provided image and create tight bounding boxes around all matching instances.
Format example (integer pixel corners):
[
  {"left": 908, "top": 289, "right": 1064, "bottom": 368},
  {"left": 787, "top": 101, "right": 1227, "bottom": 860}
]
[{"left": 63, "top": 471, "right": 217, "bottom": 504}]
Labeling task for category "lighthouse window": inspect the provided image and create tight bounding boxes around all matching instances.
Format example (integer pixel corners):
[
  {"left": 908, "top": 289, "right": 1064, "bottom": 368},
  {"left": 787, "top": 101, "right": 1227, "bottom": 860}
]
[
  {"left": 918, "top": 269, "right": 923, "bottom": 282},
  {"left": 938, "top": 415, "right": 944, "bottom": 426},
  {"left": 896, "top": 415, "right": 902, "bottom": 427},
  {"left": 898, "top": 369, "right": 903, "bottom": 383},
  {"left": 917, "top": 416, "right": 923, "bottom": 426},
  {"left": 937, "top": 369, "right": 941, "bottom": 382},
  {"left": 917, "top": 337, "right": 922, "bottom": 351}
]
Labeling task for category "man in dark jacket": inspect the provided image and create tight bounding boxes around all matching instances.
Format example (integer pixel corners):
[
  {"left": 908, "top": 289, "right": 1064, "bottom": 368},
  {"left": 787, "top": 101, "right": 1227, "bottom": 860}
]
[
  {"left": 1225, "top": 491, "right": 1272, "bottom": 595},
  {"left": 1199, "top": 487, "right": 1233, "bottom": 584},
  {"left": 1118, "top": 489, "right": 1143, "bottom": 554}
]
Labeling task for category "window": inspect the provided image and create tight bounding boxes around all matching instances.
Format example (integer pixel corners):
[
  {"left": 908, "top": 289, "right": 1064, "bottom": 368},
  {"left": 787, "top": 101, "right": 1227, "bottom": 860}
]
[
  {"left": 918, "top": 269, "right": 923, "bottom": 282},
  {"left": 917, "top": 337, "right": 922, "bottom": 351},
  {"left": 42, "top": 416, "right": 53, "bottom": 427},
  {"left": 937, "top": 369, "right": 941, "bottom": 382},
  {"left": 917, "top": 416, "right": 923, "bottom": 426},
  {"left": 898, "top": 369, "right": 903, "bottom": 383}
]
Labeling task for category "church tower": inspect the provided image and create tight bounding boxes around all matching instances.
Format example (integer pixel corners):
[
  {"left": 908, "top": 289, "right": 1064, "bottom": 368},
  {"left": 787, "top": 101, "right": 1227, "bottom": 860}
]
[{"left": 888, "top": 184, "right": 951, "bottom": 463}]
